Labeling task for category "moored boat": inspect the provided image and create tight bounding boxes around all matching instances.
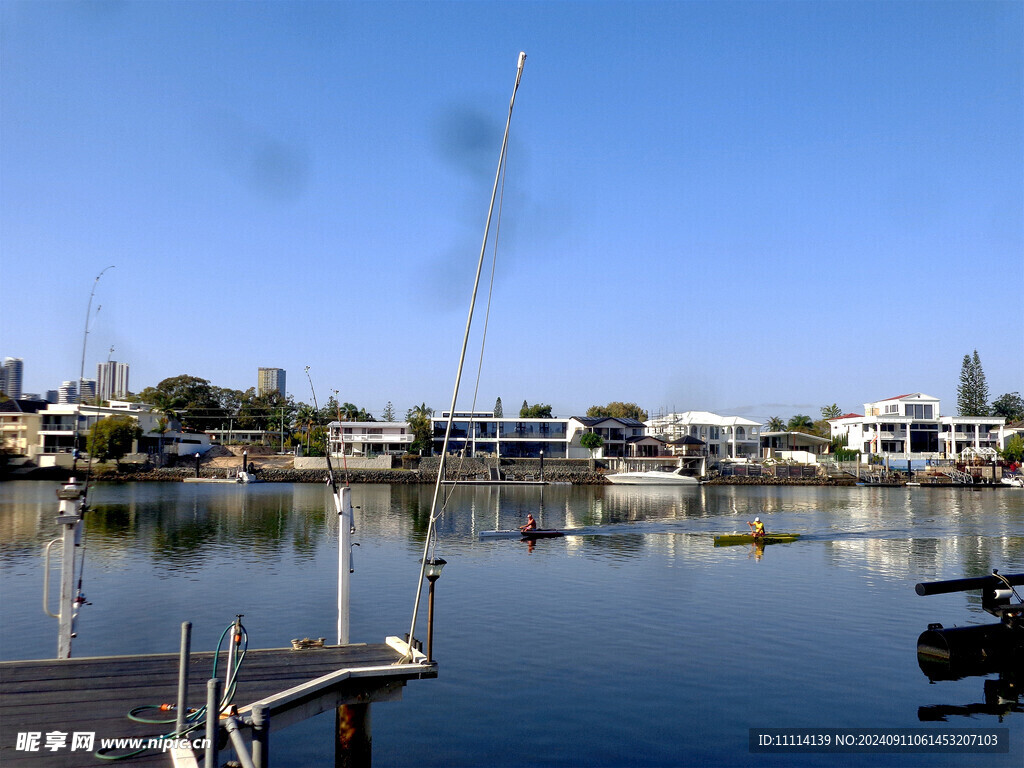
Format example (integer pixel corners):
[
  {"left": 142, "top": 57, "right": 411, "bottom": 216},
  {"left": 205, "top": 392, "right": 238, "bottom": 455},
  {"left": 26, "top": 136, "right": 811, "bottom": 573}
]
[
  {"left": 713, "top": 532, "right": 801, "bottom": 546},
  {"left": 606, "top": 467, "right": 699, "bottom": 485}
]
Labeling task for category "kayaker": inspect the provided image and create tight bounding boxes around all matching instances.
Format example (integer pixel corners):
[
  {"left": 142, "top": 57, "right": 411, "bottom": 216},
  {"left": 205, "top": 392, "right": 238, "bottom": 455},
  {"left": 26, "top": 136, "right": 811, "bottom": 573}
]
[
  {"left": 520, "top": 514, "right": 537, "bottom": 533},
  {"left": 747, "top": 516, "right": 765, "bottom": 538}
]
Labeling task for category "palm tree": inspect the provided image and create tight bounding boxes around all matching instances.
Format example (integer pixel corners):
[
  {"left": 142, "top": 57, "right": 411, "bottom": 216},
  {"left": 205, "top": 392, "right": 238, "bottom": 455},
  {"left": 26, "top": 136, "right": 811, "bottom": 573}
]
[
  {"left": 293, "top": 403, "right": 318, "bottom": 454},
  {"left": 786, "top": 414, "right": 814, "bottom": 433},
  {"left": 407, "top": 403, "right": 434, "bottom": 455},
  {"left": 765, "top": 416, "right": 785, "bottom": 432}
]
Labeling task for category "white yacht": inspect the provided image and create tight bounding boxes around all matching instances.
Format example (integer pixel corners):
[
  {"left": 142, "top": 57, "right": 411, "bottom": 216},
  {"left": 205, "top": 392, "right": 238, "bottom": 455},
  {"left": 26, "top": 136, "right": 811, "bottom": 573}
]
[{"left": 605, "top": 467, "right": 700, "bottom": 485}]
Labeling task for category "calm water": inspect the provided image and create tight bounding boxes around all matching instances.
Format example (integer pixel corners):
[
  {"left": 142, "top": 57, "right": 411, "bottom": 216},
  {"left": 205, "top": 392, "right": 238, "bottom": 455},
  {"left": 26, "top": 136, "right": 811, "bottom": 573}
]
[{"left": 1, "top": 480, "right": 1022, "bottom": 767}]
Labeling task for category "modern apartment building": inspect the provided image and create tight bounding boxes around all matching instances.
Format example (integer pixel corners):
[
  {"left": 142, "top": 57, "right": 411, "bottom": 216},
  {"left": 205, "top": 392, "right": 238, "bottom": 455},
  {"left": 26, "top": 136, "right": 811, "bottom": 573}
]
[
  {"left": 97, "top": 361, "right": 130, "bottom": 402},
  {"left": 829, "top": 393, "right": 1000, "bottom": 461},
  {"left": 429, "top": 412, "right": 652, "bottom": 458},
  {"left": 2, "top": 358, "right": 23, "bottom": 399},
  {"left": 58, "top": 381, "right": 77, "bottom": 404},
  {"left": 257, "top": 368, "right": 286, "bottom": 397}
]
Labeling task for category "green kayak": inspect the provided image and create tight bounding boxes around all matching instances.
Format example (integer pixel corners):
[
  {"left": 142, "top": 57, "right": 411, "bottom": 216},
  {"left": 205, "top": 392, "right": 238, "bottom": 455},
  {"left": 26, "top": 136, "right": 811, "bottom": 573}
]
[{"left": 713, "top": 533, "right": 801, "bottom": 547}]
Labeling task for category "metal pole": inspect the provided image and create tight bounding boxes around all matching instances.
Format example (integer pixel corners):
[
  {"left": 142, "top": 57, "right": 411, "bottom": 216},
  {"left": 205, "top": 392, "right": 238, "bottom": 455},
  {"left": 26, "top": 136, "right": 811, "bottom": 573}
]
[
  {"left": 175, "top": 622, "right": 192, "bottom": 736},
  {"left": 338, "top": 486, "right": 352, "bottom": 645},
  {"left": 56, "top": 479, "right": 84, "bottom": 659},
  {"left": 426, "top": 577, "right": 437, "bottom": 662},
  {"left": 251, "top": 705, "right": 268, "bottom": 768},
  {"left": 204, "top": 678, "right": 221, "bottom": 768},
  {"left": 224, "top": 717, "right": 257, "bottom": 768}
]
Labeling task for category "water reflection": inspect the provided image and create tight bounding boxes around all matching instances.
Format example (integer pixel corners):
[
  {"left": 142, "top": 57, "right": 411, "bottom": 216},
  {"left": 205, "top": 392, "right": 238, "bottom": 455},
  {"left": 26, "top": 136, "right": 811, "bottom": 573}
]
[{"left": 2, "top": 482, "right": 1023, "bottom": 578}]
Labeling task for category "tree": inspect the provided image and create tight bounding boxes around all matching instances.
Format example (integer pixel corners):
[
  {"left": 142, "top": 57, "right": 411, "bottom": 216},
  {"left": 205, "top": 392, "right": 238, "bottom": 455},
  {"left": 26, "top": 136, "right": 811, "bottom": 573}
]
[
  {"left": 406, "top": 403, "right": 434, "bottom": 455},
  {"left": 1001, "top": 434, "right": 1024, "bottom": 463},
  {"left": 493, "top": 397, "right": 503, "bottom": 418},
  {"left": 519, "top": 403, "right": 553, "bottom": 418},
  {"left": 382, "top": 401, "right": 396, "bottom": 422},
  {"left": 87, "top": 415, "right": 141, "bottom": 463},
  {"left": 992, "top": 392, "right": 1024, "bottom": 423},
  {"left": 580, "top": 432, "right": 604, "bottom": 458},
  {"left": 820, "top": 404, "right": 842, "bottom": 420},
  {"left": 786, "top": 414, "right": 814, "bottom": 433},
  {"left": 957, "top": 350, "right": 990, "bottom": 416},
  {"left": 765, "top": 416, "right": 785, "bottom": 432},
  {"left": 586, "top": 402, "right": 649, "bottom": 421}
]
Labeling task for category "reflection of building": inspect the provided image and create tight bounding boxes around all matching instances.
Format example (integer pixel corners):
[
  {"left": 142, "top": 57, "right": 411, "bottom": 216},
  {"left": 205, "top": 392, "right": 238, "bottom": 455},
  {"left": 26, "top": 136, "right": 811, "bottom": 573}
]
[
  {"left": 97, "top": 361, "right": 130, "bottom": 401},
  {"left": 3, "top": 357, "right": 24, "bottom": 399},
  {"left": 328, "top": 421, "right": 414, "bottom": 456},
  {"left": 257, "top": 367, "right": 286, "bottom": 397},
  {"left": 829, "top": 393, "right": 1000, "bottom": 461},
  {"left": 645, "top": 411, "right": 761, "bottom": 459}
]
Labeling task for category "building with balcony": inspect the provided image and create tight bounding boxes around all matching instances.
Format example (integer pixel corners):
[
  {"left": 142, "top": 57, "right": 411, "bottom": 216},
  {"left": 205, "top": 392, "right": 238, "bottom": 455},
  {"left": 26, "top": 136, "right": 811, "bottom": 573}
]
[
  {"left": 431, "top": 412, "right": 573, "bottom": 458},
  {"left": 97, "top": 361, "right": 130, "bottom": 401},
  {"left": 258, "top": 367, "right": 286, "bottom": 397},
  {"left": 829, "top": 393, "right": 999, "bottom": 461},
  {"left": 645, "top": 411, "right": 761, "bottom": 460},
  {"left": 0, "top": 398, "right": 47, "bottom": 455},
  {"left": 32, "top": 400, "right": 209, "bottom": 461},
  {"left": 328, "top": 421, "right": 414, "bottom": 456},
  {"left": 760, "top": 431, "right": 831, "bottom": 463}
]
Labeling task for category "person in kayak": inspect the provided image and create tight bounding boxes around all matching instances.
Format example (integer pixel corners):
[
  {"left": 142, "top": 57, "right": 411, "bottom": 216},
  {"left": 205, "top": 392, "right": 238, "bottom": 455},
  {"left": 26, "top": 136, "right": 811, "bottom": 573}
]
[
  {"left": 747, "top": 516, "right": 765, "bottom": 539},
  {"left": 520, "top": 514, "right": 537, "bottom": 533}
]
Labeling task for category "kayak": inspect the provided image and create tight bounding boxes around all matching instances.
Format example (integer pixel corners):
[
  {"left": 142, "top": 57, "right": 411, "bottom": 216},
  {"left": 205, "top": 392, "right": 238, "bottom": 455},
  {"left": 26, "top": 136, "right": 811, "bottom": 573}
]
[
  {"left": 713, "top": 533, "right": 800, "bottom": 547},
  {"left": 480, "top": 529, "right": 565, "bottom": 539}
]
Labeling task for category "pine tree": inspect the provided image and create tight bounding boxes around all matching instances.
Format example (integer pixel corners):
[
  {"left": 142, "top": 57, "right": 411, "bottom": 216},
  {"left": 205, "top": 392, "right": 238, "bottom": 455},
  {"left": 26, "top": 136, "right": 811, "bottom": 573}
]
[
  {"left": 494, "top": 397, "right": 503, "bottom": 418},
  {"left": 382, "top": 401, "right": 396, "bottom": 422},
  {"left": 972, "top": 350, "right": 989, "bottom": 415},
  {"left": 957, "top": 350, "right": 989, "bottom": 416}
]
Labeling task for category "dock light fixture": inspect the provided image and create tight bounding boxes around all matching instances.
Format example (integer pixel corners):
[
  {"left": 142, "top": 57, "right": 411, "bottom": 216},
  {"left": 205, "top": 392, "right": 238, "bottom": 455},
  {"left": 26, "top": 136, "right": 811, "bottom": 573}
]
[{"left": 424, "top": 557, "right": 447, "bottom": 663}]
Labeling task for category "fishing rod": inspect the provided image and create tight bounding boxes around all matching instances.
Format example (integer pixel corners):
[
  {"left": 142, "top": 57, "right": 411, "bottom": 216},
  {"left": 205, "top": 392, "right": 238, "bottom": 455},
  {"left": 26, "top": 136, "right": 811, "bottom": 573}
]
[
  {"left": 71, "top": 266, "right": 114, "bottom": 475},
  {"left": 403, "top": 51, "right": 527, "bottom": 663}
]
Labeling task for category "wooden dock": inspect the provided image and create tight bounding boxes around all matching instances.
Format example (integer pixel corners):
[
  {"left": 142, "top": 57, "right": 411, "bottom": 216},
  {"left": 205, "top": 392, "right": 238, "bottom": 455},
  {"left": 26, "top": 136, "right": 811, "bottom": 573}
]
[{"left": 0, "top": 639, "right": 435, "bottom": 767}]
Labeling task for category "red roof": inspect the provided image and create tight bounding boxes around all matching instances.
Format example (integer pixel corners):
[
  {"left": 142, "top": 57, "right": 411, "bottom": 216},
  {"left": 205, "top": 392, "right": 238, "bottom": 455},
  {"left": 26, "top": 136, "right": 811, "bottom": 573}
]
[
  {"left": 880, "top": 393, "right": 915, "bottom": 401},
  {"left": 830, "top": 413, "right": 863, "bottom": 420}
]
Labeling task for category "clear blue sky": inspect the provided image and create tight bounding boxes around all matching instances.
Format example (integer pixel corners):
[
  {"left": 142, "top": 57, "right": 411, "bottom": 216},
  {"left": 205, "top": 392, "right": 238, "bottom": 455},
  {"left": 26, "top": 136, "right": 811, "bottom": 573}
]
[{"left": 2, "top": 1, "right": 1021, "bottom": 422}]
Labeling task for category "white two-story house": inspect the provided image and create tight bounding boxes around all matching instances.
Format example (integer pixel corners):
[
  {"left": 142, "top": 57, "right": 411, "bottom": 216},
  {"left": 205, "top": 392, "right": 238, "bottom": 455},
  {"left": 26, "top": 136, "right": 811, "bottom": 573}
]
[
  {"left": 645, "top": 411, "right": 761, "bottom": 460},
  {"left": 829, "top": 393, "right": 999, "bottom": 462}
]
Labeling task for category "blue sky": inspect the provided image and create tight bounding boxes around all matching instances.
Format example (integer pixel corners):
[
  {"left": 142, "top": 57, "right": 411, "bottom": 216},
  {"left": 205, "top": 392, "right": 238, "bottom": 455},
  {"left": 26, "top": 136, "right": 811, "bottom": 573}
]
[{"left": 2, "top": 1, "right": 1021, "bottom": 422}]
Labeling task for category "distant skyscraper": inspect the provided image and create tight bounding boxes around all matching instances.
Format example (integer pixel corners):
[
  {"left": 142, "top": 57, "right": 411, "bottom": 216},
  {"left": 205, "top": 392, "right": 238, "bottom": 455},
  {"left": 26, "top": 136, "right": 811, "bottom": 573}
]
[
  {"left": 3, "top": 358, "right": 23, "bottom": 399},
  {"left": 258, "top": 367, "right": 286, "bottom": 397},
  {"left": 59, "top": 381, "right": 77, "bottom": 404},
  {"left": 45, "top": 390, "right": 59, "bottom": 404},
  {"left": 80, "top": 379, "right": 97, "bottom": 403},
  {"left": 97, "top": 361, "right": 130, "bottom": 402}
]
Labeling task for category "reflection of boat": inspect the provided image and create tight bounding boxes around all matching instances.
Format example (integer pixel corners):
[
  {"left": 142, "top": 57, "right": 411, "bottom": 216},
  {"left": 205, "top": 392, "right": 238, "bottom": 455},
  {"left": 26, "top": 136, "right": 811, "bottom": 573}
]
[
  {"left": 606, "top": 467, "right": 699, "bottom": 485},
  {"left": 480, "top": 529, "right": 566, "bottom": 539},
  {"left": 713, "top": 533, "right": 800, "bottom": 546}
]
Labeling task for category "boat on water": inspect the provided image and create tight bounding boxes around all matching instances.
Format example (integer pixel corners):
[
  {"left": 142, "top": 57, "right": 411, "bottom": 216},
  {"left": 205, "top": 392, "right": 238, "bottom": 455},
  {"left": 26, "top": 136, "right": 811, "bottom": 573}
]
[
  {"left": 713, "top": 533, "right": 801, "bottom": 546},
  {"left": 480, "top": 529, "right": 566, "bottom": 539},
  {"left": 1001, "top": 476, "right": 1023, "bottom": 488},
  {"left": 606, "top": 467, "right": 699, "bottom": 485}
]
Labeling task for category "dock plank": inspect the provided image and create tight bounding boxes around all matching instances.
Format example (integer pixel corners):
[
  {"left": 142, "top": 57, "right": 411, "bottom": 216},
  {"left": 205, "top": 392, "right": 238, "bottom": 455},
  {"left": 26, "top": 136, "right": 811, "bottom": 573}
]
[{"left": 0, "top": 643, "right": 434, "bottom": 767}]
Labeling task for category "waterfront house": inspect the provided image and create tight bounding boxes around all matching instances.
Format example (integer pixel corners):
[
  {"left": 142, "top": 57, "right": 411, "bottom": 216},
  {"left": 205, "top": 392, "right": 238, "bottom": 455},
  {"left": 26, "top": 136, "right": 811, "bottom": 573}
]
[
  {"left": 828, "top": 393, "right": 1000, "bottom": 462},
  {"left": 645, "top": 411, "right": 761, "bottom": 460},
  {"left": 328, "top": 421, "right": 414, "bottom": 456},
  {"left": 760, "top": 431, "right": 831, "bottom": 463},
  {"left": 0, "top": 398, "right": 47, "bottom": 455}
]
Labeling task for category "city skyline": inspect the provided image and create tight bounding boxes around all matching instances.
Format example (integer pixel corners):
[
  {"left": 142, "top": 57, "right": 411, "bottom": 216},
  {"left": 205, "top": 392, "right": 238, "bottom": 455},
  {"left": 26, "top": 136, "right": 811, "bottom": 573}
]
[{"left": 2, "top": 2, "right": 1020, "bottom": 423}]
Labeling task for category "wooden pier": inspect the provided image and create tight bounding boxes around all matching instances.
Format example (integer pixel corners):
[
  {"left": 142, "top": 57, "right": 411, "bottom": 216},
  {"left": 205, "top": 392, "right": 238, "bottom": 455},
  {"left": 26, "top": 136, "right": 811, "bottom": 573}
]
[{"left": 0, "top": 638, "right": 435, "bottom": 767}]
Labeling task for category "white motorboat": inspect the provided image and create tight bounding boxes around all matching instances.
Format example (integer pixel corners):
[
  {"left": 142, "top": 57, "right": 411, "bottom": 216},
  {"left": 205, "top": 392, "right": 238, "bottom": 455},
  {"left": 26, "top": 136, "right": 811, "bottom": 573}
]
[
  {"left": 605, "top": 467, "right": 699, "bottom": 485},
  {"left": 1001, "top": 475, "right": 1023, "bottom": 488}
]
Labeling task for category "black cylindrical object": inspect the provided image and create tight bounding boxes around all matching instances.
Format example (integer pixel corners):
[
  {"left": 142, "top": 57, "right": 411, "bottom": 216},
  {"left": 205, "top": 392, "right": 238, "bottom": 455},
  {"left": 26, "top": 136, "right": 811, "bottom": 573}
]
[
  {"left": 915, "top": 572, "right": 1024, "bottom": 596},
  {"left": 917, "top": 623, "right": 1022, "bottom": 681}
]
